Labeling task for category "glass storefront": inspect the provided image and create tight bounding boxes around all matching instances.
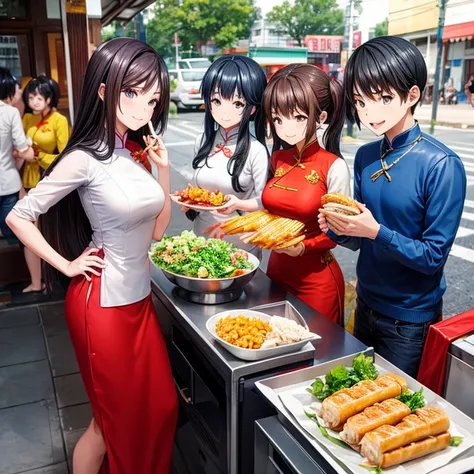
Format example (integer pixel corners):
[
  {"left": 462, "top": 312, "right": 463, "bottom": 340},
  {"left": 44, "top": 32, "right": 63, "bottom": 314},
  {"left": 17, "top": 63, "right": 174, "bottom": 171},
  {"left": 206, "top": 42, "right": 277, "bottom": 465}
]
[{"left": 0, "top": 0, "right": 28, "bottom": 18}]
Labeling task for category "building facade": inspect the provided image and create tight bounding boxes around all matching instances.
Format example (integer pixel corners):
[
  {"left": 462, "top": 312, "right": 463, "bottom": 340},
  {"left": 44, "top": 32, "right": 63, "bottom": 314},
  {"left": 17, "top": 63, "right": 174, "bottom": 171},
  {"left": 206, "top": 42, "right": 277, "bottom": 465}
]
[
  {"left": 388, "top": 0, "right": 439, "bottom": 79},
  {"left": 443, "top": 0, "right": 474, "bottom": 95}
]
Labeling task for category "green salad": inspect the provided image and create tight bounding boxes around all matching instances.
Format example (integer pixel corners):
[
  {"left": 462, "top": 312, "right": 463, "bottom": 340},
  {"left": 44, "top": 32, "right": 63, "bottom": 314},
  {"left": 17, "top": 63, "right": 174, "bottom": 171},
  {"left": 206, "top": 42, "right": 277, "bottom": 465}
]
[{"left": 150, "top": 231, "right": 254, "bottom": 279}]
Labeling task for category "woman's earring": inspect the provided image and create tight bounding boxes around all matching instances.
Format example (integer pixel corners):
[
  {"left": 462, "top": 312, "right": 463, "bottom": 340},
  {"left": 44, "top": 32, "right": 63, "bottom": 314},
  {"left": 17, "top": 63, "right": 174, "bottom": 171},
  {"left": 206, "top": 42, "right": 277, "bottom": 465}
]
[
  {"left": 266, "top": 123, "right": 272, "bottom": 139},
  {"left": 214, "top": 121, "right": 219, "bottom": 132}
]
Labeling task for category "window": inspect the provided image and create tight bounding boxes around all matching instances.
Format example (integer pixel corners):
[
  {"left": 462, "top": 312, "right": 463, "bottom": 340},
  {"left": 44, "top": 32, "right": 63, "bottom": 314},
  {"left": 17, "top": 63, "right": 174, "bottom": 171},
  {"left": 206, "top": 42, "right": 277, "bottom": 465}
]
[
  {"left": 466, "top": 38, "right": 474, "bottom": 50},
  {"left": 188, "top": 59, "right": 211, "bottom": 69},
  {"left": 0, "top": 0, "right": 27, "bottom": 18},
  {"left": 181, "top": 70, "right": 207, "bottom": 82},
  {"left": 178, "top": 61, "right": 190, "bottom": 69}
]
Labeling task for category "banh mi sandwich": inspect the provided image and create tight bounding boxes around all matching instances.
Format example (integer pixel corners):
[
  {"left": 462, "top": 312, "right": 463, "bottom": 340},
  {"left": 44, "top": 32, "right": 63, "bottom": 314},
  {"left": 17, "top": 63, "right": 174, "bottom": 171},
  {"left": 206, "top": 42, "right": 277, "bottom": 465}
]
[
  {"left": 376, "top": 432, "right": 451, "bottom": 468},
  {"left": 340, "top": 398, "right": 411, "bottom": 445},
  {"left": 320, "top": 373, "right": 407, "bottom": 429},
  {"left": 360, "top": 406, "right": 450, "bottom": 465},
  {"left": 321, "top": 193, "right": 361, "bottom": 216}
]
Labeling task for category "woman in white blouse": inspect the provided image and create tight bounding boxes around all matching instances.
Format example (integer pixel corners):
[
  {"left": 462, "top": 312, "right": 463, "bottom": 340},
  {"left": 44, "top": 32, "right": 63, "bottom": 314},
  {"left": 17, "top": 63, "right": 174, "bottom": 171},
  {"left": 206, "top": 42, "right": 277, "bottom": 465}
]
[
  {"left": 6, "top": 39, "right": 177, "bottom": 474},
  {"left": 187, "top": 55, "right": 269, "bottom": 255}
]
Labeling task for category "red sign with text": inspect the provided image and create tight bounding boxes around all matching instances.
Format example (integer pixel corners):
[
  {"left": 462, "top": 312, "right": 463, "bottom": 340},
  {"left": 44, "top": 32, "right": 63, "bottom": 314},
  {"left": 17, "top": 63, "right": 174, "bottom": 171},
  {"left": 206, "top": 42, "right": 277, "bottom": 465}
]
[{"left": 304, "top": 35, "right": 343, "bottom": 53}]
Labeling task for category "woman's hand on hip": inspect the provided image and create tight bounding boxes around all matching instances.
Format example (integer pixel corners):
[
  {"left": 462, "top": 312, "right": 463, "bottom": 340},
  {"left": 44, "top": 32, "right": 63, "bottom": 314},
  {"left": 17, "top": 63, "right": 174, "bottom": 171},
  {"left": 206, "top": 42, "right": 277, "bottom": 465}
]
[
  {"left": 64, "top": 248, "right": 107, "bottom": 281},
  {"left": 144, "top": 135, "right": 169, "bottom": 169}
]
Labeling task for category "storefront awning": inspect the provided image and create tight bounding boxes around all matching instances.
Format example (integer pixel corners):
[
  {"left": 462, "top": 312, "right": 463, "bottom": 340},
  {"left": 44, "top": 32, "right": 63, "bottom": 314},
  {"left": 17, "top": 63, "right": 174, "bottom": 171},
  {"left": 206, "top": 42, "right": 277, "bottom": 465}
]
[
  {"left": 101, "top": 0, "right": 154, "bottom": 26},
  {"left": 443, "top": 21, "right": 474, "bottom": 42}
]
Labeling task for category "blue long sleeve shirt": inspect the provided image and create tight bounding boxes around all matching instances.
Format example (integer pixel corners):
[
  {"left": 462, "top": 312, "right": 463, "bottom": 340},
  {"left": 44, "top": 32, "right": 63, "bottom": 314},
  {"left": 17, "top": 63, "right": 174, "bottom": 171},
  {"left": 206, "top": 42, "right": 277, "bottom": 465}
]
[{"left": 328, "top": 123, "right": 466, "bottom": 323}]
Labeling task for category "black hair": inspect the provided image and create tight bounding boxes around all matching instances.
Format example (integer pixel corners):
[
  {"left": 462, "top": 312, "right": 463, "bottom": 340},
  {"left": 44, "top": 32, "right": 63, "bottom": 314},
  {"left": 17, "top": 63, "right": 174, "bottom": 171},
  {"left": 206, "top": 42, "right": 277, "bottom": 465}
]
[
  {"left": 192, "top": 55, "right": 268, "bottom": 193},
  {"left": 38, "top": 38, "right": 170, "bottom": 291},
  {"left": 0, "top": 67, "right": 17, "bottom": 101},
  {"left": 264, "top": 64, "right": 345, "bottom": 158},
  {"left": 344, "top": 36, "right": 427, "bottom": 126},
  {"left": 23, "top": 76, "right": 61, "bottom": 111}
]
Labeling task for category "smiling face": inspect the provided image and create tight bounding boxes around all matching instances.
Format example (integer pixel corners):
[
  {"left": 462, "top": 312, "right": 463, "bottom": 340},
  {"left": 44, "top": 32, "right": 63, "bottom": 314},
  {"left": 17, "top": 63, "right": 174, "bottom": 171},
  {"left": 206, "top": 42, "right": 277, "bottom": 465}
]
[
  {"left": 353, "top": 86, "right": 419, "bottom": 137},
  {"left": 271, "top": 109, "right": 309, "bottom": 146},
  {"left": 210, "top": 90, "right": 246, "bottom": 129},
  {"left": 115, "top": 80, "right": 160, "bottom": 133},
  {"left": 28, "top": 92, "right": 50, "bottom": 115}
]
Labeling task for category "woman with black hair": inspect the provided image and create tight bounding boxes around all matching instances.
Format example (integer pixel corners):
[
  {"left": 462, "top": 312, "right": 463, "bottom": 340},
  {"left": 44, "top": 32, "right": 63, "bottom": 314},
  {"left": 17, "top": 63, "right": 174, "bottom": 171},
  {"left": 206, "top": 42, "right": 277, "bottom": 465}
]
[
  {"left": 7, "top": 38, "right": 177, "bottom": 473},
  {"left": 19, "top": 76, "right": 69, "bottom": 293},
  {"left": 0, "top": 67, "right": 33, "bottom": 246},
  {"left": 261, "top": 64, "right": 350, "bottom": 325},
  {"left": 189, "top": 55, "right": 269, "bottom": 255},
  {"left": 319, "top": 36, "right": 466, "bottom": 378}
]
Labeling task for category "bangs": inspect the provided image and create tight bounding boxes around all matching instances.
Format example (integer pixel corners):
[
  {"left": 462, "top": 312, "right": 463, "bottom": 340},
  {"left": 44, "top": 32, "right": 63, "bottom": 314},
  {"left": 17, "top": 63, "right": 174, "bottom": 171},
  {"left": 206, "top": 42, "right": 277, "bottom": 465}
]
[
  {"left": 122, "top": 51, "right": 163, "bottom": 93},
  {"left": 346, "top": 40, "right": 419, "bottom": 104},
  {"left": 211, "top": 61, "right": 243, "bottom": 100},
  {"left": 266, "top": 75, "right": 312, "bottom": 118}
]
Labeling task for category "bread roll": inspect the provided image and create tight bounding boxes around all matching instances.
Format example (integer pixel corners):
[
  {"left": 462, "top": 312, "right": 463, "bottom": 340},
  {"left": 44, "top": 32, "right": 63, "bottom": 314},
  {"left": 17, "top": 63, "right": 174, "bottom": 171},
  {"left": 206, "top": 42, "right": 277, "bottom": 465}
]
[
  {"left": 360, "top": 407, "right": 450, "bottom": 465},
  {"left": 320, "top": 374, "right": 407, "bottom": 429},
  {"left": 380, "top": 432, "right": 451, "bottom": 468},
  {"left": 340, "top": 399, "right": 411, "bottom": 445}
]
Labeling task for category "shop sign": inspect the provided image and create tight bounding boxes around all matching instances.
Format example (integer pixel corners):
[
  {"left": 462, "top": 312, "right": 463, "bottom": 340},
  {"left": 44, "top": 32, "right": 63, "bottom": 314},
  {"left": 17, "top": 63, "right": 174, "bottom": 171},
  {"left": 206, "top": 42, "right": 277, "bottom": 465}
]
[
  {"left": 304, "top": 35, "right": 343, "bottom": 53},
  {"left": 66, "top": 0, "right": 87, "bottom": 14}
]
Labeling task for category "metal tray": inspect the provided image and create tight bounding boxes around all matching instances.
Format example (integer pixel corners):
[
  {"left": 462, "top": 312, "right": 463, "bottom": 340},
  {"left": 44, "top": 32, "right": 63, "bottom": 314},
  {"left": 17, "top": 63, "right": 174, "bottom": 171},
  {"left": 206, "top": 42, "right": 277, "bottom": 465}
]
[
  {"left": 256, "top": 351, "right": 474, "bottom": 474},
  {"left": 206, "top": 305, "right": 320, "bottom": 361}
]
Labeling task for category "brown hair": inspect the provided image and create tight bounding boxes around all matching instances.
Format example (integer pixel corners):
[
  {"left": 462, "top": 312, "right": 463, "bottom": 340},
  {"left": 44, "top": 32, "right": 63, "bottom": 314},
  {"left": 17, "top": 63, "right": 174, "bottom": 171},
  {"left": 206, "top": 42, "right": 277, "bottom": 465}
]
[{"left": 263, "top": 64, "right": 345, "bottom": 157}]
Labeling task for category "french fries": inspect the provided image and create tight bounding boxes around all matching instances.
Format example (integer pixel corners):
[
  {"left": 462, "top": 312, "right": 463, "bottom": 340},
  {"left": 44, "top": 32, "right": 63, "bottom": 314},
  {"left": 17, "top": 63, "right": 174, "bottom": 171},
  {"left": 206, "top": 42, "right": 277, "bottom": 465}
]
[{"left": 221, "top": 210, "right": 307, "bottom": 250}]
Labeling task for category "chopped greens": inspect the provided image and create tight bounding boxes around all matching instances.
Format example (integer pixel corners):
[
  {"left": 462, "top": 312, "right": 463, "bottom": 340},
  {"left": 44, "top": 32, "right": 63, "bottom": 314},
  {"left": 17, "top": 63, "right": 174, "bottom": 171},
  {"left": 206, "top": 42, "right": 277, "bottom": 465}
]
[
  {"left": 396, "top": 388, "right": 425, "bottom": 412},
  {"left": 304, "top": 411, "right": 350, "bottom": 449},
  {"left": 450, "top": 436, "right": 463, "bottom": 447},
  {"left": 360, "top": 465, "right": 383, "bottom": 474},
  {"left": 307, "top": 353, "right": 378, "bottom": 400},
  {"left": 150, "top": 231, "right": 253, "bottom": 279}
]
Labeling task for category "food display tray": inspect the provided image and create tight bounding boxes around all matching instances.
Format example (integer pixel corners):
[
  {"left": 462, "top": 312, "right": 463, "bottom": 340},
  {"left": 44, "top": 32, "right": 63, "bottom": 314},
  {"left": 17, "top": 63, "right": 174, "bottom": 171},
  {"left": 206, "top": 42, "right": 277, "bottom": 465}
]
[{"left": 255, "top": 351, "right": 474, "bottom": 474}]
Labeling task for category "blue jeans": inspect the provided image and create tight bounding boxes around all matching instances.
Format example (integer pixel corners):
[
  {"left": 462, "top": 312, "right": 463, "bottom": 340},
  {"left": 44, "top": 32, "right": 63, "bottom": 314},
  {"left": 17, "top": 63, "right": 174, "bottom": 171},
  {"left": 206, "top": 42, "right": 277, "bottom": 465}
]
[
  {"left": 354, "top": 297, "right": 439, "bottom": 379},
  {"left": 0, "top": 192, "right": 19, "bottom": 244}
]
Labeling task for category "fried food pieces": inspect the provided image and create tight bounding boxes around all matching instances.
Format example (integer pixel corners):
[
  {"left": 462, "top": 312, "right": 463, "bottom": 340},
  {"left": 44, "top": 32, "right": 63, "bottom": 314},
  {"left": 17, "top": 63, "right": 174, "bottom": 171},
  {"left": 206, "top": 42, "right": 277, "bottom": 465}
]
[
  {"left": 216, "top": 315, "right": 271, "bottom": 349},
  {"left": 175, "top": 184, "right": 225, "bottom": 206},
  {"left": 220, "top": 210, "right": 305, "bottom": 250}
]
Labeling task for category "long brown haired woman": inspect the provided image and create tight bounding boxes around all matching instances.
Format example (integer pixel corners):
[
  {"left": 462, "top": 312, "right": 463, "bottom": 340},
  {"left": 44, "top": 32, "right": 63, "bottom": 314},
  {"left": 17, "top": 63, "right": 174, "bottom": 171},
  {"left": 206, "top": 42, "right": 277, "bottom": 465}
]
[
  {"left": 6, "top": 38, "right": 177, "bottom": 473},
  {"left": 261, "top": 64, "right": 350, "bottom": 324}
]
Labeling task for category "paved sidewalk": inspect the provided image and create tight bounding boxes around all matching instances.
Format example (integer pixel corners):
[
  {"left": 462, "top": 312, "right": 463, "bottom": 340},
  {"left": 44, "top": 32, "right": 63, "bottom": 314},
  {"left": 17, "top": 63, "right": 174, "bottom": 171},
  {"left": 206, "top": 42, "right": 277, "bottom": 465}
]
[{"left": 415, "top": 103, "right": 474, "bottom": 128}]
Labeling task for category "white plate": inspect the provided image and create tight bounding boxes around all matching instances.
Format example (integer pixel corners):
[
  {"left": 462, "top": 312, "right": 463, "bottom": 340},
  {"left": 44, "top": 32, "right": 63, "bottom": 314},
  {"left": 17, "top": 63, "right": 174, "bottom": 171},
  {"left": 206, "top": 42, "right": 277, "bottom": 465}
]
[
  {"left": 170, "top": 194, "right": 229, "bottom": 211},
  {"left": 206, "top": 309, "right": 320, "bottom": 361}
]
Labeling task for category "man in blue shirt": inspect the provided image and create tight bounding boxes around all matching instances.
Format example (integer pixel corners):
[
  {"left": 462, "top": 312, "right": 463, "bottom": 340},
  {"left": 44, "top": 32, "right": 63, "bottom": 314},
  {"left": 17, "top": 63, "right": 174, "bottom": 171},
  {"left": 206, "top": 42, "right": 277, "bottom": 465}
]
[{"left": 318, "top": 36, "right": 466, "bottom": 378}]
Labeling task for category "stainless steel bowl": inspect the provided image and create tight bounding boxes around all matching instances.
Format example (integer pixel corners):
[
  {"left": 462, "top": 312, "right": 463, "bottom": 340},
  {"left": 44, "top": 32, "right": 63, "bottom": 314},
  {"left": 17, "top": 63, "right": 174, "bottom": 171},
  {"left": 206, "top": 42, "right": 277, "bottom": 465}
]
[{"left": 149, "top": 252, "right": 260, "bottom": 304}]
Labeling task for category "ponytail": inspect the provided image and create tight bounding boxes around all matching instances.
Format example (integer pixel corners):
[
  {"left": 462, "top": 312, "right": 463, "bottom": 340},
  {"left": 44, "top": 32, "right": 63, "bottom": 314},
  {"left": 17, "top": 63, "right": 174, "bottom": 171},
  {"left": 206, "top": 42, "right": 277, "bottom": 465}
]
[{"left": 323, "top": 78, "right": 345, "bottom": 158}]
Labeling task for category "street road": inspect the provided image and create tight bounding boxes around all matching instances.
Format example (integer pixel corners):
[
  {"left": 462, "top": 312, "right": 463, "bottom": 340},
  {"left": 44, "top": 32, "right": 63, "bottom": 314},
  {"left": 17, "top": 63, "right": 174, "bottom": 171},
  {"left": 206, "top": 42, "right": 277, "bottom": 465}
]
[{"left": 163, "top": 111, "right": 474, "bottom": 318}]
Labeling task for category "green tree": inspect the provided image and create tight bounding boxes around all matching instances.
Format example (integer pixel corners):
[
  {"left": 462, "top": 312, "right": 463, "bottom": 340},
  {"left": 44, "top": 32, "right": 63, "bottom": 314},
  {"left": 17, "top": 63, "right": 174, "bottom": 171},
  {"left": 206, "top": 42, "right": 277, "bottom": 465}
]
[
  {"left": 266, "top": 0, "right": 345, "bottom": 47},
  {"left": 101, "top": 20, "right": 137, "bottom": 42},
  {"left": 375, "top": 18, "right": 388, "bottom": 37},
  {"left": 146, "top": 0, "right": 255, "bottom": 57}
]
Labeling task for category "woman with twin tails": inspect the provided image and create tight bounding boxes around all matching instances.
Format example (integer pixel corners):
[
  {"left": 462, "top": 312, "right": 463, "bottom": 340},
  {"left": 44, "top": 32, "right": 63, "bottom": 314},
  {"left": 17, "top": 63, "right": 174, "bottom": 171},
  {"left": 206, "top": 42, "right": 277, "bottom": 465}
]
[
  {"left": 261, "top": 64, "right": 351, "bottom": 324},
  {"left": 188, "top": 55, "right": 269, "bottom": 256}
]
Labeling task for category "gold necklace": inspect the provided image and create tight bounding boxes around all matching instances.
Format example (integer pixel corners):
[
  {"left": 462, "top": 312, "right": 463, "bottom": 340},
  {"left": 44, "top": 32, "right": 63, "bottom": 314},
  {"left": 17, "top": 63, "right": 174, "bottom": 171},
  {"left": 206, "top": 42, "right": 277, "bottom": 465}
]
[{"left": 371, "top": 136, "right": 423, "bottom": 183}]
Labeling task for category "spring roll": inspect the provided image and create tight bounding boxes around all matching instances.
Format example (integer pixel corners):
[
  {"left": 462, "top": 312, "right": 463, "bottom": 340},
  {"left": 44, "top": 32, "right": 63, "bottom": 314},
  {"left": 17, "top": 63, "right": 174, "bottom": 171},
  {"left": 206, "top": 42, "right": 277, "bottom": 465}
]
[
  {"left": 340, "top": 399, "right": 411, "bottom": 445},
  {"left": 360, "top": 407, "right": 450, "bottom": 465},
  {"left": 320, "top": 373, "right": 407, "bottom": 429},
  {"left": 379, "top": 432, "right": 451, "bottom": 468}
]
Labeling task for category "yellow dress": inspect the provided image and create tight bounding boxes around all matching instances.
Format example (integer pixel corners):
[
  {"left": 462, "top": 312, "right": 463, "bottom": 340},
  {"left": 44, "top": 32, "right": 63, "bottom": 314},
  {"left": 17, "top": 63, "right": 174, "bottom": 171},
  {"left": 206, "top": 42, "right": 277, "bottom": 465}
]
[{"left": 22, "top": 111, "right": 69, "bottom": 189}]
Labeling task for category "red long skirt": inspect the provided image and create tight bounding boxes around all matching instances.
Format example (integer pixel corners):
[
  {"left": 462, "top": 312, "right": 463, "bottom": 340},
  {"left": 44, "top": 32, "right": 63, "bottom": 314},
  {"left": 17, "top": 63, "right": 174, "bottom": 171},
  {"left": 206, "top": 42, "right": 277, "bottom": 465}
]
[
  {"left": 65, "top": 271, "right": 178, "bottom": 473},
  {"left": 267, "top": 251, "right": 345, "bottom": 326}
]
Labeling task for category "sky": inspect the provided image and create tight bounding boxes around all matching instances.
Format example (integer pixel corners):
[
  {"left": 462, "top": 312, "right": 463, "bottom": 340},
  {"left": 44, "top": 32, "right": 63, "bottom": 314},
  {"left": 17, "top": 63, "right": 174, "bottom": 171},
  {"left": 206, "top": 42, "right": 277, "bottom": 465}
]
[{"left": 256, "top": 0, "right": 390, "bottom": 31}]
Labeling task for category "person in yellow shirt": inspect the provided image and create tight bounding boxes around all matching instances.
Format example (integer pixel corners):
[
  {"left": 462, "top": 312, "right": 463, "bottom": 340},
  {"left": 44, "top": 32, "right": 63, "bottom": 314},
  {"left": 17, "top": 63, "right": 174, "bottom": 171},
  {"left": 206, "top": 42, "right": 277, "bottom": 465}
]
[
  {"left": 21, "top": 76, "right": 69, "bottom": 293},
  {"left": 22, "top": 76, "right": 69, "bottom": 190}
]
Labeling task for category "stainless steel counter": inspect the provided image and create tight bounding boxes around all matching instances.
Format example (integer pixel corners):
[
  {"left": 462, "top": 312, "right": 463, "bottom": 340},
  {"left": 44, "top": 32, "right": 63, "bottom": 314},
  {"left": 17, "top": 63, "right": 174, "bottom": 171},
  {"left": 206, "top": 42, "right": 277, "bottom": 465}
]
[{"left": 150, "top": 265, "right": 367, "bottom": 474}]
